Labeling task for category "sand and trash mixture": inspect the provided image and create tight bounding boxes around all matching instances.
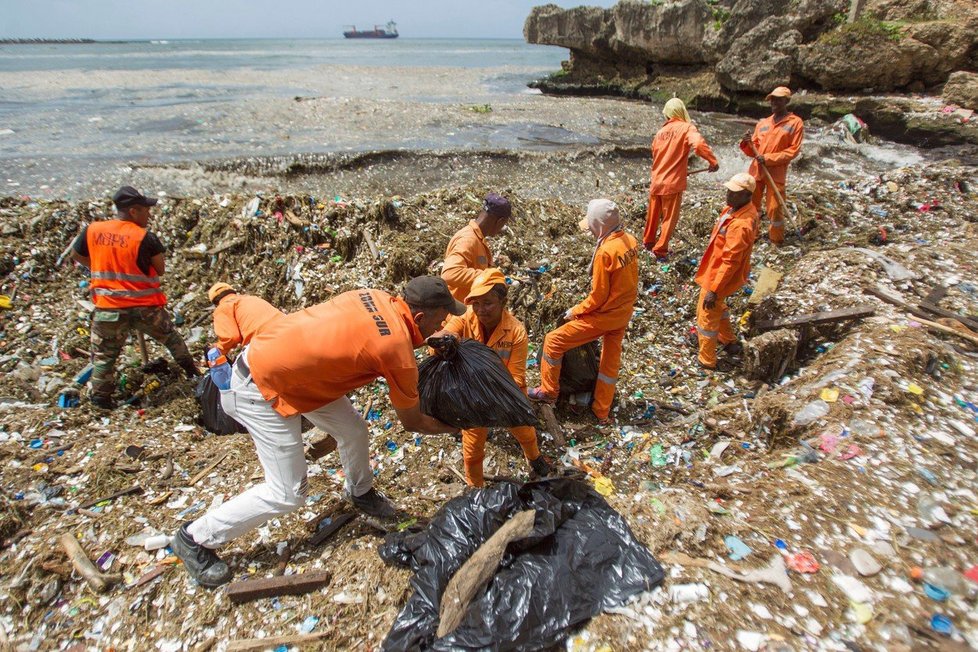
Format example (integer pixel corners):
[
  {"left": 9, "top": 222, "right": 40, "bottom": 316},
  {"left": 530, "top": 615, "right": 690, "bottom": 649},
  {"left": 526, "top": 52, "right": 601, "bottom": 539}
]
[{"left": 0, "top": 161, "right": 976, "bottom": 651}]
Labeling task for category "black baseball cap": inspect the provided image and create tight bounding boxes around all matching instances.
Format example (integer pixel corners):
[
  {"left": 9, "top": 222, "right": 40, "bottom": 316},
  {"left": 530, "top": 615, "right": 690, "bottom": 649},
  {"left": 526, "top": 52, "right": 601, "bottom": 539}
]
[
  {"left": 403, "top": 276, "right": 466, "bottom": 316},
  {"left": 113, "top": 186, "right": 158, "bottom": 210}
]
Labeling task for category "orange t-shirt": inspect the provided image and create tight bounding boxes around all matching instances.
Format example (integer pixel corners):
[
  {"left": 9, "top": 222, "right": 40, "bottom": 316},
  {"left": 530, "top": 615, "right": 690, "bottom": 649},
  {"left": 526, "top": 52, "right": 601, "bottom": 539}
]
[
  {"left": 247, "top": 289, "right": 423, "bottom": 417},
  {"left": 695, "top": 203, "right": 760, "bottom": 298},
  {"left": 570, "top": 230, "right": 641, "bottom": 330},
  {"left": 213, "top": 294, "right": 284, "bottom": 355},
  {"left": 740, "top": 113, "right": 804, "bottom": 185},
  {"left": 442, "top": 220, "right": 493, "bottom": 301},
  {"left": 443, "top": 308, "right": 529, "bottom": 390},
  {"left": 649, "top": 118, "right": 718, "bottom": 196}
]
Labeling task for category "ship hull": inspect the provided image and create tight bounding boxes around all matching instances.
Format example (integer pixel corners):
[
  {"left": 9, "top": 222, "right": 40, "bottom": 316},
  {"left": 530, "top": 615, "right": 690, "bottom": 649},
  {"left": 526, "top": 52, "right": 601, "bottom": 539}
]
[{"left": 343, "top": 32, "right": 398, "bottom": 39}]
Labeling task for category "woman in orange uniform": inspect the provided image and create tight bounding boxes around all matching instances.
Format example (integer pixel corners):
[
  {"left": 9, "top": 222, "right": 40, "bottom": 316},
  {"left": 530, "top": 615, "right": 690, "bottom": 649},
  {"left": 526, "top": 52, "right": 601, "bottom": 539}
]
[{"left": 436, "top": 268, "right": 552, "bottom": 486}]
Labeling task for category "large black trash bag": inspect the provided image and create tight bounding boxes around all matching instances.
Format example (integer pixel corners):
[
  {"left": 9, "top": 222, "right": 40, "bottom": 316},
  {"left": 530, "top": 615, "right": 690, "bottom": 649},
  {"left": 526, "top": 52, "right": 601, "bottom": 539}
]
[
  {"left": 419, "top": 339, "right": 536, "bottom": 429},
  {"left": 379, "top": 477, "right": 665, "bottom": 651},
  {"left": 558, "top": 341, "right": 600, "bottom": 395},
  {"left": 194, "top": 372, "right": 247, "bottom": 435}
]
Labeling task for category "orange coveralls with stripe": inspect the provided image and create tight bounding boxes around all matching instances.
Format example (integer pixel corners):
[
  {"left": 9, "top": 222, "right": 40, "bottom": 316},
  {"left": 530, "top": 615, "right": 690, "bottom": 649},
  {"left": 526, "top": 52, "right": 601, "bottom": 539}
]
[
  {"left": 212, "top": 294, "right": 284, "bottom": 356},
  {"left": 539, "top": 226, "right": 640, "bottom": 420},
  {"left": 644, "top": 117, "right": 717, "bottom": 258},
  {"left": 442, "top": 220, "right": 492, "bottom": 302},
  {"left": 694, "top": 202, "right": 759, "bottom": 368},
  {"left": 739, "top": 113, "right": 803, "bottom": 244},
  {"left": 442, "top": 308, "right": 541, "bottom": 486}
]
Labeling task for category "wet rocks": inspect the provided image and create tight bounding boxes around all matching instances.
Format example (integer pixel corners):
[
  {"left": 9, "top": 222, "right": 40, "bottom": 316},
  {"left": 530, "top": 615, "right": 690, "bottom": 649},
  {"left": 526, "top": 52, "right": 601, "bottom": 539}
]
[{"left": 943, "top": 71, "right": 978, "bottom": 111}]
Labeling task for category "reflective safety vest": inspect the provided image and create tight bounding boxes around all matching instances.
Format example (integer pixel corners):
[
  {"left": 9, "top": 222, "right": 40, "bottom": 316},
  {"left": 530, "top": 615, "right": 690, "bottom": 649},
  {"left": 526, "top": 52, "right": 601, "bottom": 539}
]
[{"left": 87, "top": 220, "right": 166, "bottom": 309}]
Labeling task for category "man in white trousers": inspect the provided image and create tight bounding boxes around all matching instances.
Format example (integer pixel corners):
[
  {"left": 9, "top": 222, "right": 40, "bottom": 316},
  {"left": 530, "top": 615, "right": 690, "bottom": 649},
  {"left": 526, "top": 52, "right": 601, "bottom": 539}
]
[{"left": 172, "top": 277, "right": 464, "bottom": 587}]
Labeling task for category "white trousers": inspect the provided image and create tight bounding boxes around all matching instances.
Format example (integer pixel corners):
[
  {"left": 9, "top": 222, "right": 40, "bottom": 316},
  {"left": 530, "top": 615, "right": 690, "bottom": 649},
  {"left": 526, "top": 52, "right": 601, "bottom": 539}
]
[{"left": 187, "top": 349, "right": 373, "bottom": 548}]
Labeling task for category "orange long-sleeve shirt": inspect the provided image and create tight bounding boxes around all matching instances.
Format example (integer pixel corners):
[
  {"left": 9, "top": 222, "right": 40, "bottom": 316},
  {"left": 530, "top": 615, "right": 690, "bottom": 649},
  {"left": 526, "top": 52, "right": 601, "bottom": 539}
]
[
  {"left": 695, "top": 203, "right": 759, "bottom": 298},
  {"left": 212, "top": 294, "right": 284, "bottom": 355},
  {"left": 442, "top": 220, "right": 493, "bottom": 301},
  {"left": 739, "top": 113, "right": 804, "bottom": 185},
  {"left": 569, "top": 230, "right": 640, "bottom": 330},
  {"left": 442, "top": 308, "right": 529, "bottom": 390},
  {"left": 650, "top": 118, "right": 718, "bottom": 196}
]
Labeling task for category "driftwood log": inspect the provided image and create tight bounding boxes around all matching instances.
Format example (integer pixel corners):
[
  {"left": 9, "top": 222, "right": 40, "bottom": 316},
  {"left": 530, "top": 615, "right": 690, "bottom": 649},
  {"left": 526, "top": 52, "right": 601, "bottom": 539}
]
[{"left": 59, "top": 533, "right": 122, "bottom": 593}]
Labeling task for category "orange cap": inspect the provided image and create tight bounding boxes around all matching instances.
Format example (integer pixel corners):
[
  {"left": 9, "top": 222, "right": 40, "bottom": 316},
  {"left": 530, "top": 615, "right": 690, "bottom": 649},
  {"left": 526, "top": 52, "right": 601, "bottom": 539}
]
[
  {"left": 208, "top": 282, "right": 235, "bottom": 304},
  {"left": 765, "top": 86, "right": 792, "bottom": 101},
  {"left": 465, "top": 268, "right": 507, "bottom": 303},
  {"left": 723, "top": 172, "right": 757, "bottom": 193}
]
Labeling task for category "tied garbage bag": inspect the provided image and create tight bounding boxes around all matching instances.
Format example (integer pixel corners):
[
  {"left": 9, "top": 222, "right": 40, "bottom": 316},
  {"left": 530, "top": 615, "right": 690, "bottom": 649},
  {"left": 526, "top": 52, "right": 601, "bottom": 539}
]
[
  {"left": 194, "top": 372, "right": 247, "bottom": 435},
  {"left": 558, "top": 341, "right": 600, "bottom": 395},
  {"left": 419, "top": 339, "right": 536, "bottom": 429},
  {"left": 379, "top": 478, "right": 665, "bottom": 651}
]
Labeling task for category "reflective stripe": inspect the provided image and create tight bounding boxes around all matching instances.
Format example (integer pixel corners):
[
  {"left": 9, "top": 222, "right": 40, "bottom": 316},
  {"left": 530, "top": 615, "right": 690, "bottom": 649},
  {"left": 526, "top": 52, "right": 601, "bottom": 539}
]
[
  {"left": 543, "top": 353, "right": 562, "bottom": 367},
  {"left": 92, "top": 287, "right": 166, "bottom": 298},
  {"left": 597, "top": 372, "right": 617, "bottom": 385},
  {"left": 698, "top": 328, "right": 719, "bottom": 339},
  {"left": 91, "top": 271, "right": 160, "bottom": 285},
  {"left": 496, "top": 349, "right": 511, "bottom": 359}
]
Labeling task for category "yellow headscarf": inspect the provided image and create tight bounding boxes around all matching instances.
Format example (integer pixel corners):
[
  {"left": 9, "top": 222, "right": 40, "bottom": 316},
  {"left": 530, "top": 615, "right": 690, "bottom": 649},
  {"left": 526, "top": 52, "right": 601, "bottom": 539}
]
[{"left": 662, "top": 98, "right": 690, "bottom": 123}]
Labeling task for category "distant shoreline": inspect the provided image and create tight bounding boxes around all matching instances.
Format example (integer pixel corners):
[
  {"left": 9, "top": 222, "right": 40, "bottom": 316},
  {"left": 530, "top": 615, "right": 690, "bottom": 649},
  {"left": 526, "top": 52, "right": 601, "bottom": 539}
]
[{"left": 0, "top": 38, "right": 132, "bottom": 44}]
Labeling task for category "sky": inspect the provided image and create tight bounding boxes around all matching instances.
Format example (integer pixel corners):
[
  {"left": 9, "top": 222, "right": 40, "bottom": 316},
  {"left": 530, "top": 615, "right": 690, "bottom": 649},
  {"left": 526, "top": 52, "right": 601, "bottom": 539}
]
[{"left": 0, "top": 0, "right": 619, "bottom": 40}]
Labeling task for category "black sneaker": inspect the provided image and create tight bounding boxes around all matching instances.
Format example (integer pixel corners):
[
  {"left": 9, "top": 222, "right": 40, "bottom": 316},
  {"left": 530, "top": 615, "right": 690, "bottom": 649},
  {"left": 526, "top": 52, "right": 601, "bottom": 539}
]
[
  {"left": 89, "top": 395, "right": 116, "bottom": 410},
  {"left": 529, "top": 455, "right": 554, "bottom": 479},
  {"left": 345, "top": 487, "right": 400, "bottom": 520},
  {"left": 723, "top": 341, "right": 744, "bottom": 356},
  {"left": 170, "top": 523, "right": 231, "bottom": 588}
]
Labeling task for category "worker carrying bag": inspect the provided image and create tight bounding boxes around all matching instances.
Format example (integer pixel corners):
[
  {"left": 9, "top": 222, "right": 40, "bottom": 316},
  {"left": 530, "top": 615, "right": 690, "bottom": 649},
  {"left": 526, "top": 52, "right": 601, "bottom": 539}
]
[
  {"left": 194, "top": 372, "right": 247, "bottom": 435},
  {"left": 419, "top": 338, "right": 537, "bottom": 429}
]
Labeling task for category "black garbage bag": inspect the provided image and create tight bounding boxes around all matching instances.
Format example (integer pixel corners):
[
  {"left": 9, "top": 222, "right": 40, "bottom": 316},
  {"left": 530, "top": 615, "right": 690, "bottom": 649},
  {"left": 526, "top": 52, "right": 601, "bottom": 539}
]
[
  {"left": 419, "top": 339, "right": 536, "bottom": 429},
  {"left": 194, "top": 372, "right": 247, "bottom": 435},
  {"left": 558, "top": 341, "right": 600, "bottom": 395},
  {"left": 379, "top": 477, "right": 664, "bottom": 651}
]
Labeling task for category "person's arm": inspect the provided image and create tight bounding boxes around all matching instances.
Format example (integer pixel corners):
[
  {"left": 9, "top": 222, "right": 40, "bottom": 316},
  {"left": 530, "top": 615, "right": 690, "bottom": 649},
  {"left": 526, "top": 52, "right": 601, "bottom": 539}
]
[
  {"left": 689, "top": 125, "right": 719, "bottom": 170},
  {"left": 441, "top": 237, "right": 480, "bottom": 296},
  {"left": 70, "top": 227, "right": 90, "bottom": 268},
  {"left": 708, "top": 224, "right": 753, "bottom": 295},
  {"left": 395, "top": 403, "right": 458, "bottom": 435},
  {"left": 212, "top": 304, "right": 242, "bottom": 355},
  {"left": 507, "top": 330, "right": 528, "bottom": 391},
  {"left": 761, "top": 120, "right": 805, "bottom": 167},
  {"left": 569, "top": 251, "right": 612, "bottom": 318},
  {"left": 739, "top": 125, "right": 760, "bottom": 158},
  {"left": 150, "top": 253, "right": 165, "bottom": 276},
  {"left": 70, "top": 250, "right": 91, "bottom": 268}
]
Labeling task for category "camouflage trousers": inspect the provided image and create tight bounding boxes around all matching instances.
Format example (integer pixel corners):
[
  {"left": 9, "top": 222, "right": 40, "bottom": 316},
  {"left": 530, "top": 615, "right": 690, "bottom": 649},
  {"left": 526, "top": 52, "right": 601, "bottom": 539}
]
[{"left": 90, "top": 306, "right": 196, "bottom": 399}]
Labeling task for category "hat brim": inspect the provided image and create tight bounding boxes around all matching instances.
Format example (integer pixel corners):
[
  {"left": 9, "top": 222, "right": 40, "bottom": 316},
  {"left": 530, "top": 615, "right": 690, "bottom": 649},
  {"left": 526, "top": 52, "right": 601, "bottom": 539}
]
[
  {"left": 723, "top": 181, "right": 752, "bottom": 192},
  {"left": 117, "top": 197, "right": 158, "bottom": 209},
  {"left": 765, "top": 93, "right": 790, "bottom": 101},
  {"left": 447, "top": 298, "right": 467, "bottom": 316}
]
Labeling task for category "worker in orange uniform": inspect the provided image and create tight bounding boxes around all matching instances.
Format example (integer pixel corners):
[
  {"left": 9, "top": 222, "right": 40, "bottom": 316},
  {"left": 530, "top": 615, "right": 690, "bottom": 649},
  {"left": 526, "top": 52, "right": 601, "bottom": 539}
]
[
  {"left": 434, "top": 268, "right": 552, "bottom": 486},
  {"left": 644, "top": 98, "right": 719, "bottom": 260},
  {"left": 739, "top": 86, "right": 804, "bottom": 246},
  {"left": 529, "top": 199, "right": 640, "bottom": 423},
  {"left": 172, "top": 277, "right": 463, "bottom": 587},
  {"left": 70, "top": 186, "right": 199, "bottom": 409},
  {"left": 442, "top": 192, "right": 512, "bottom": 301},
  {"left": 694, "top": 173, "right": 760, "bottom": 370},
  {"left": 207, "top": 282, "right": 284, "bottom": 356}
]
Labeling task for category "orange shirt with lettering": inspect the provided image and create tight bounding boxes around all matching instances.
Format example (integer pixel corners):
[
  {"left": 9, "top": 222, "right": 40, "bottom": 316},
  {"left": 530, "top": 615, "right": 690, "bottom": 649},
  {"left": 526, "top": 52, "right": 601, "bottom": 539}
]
[
  {"left": 650, "top": 118, "right": 718, "bottom": 196},
  {"left": 695, "top": 203, "right": 760, "bottom": 298},
  {"left": 442, "top": 220, "right": 492, "bottom": 301},
  {"left": 570, "top": 230, "right": 641, "bottom": 330},
  {"left": 248, "top": 289, "right": 423, "bottom": 417},
  {"left": 443, "top": 308, "right": 529, "bottom": 390},
  {"left": 740, "top": 113, "right": 804, "bottom": 185},
  {"left": 212, "top": 294, "right": 284, "bottom": 355}
]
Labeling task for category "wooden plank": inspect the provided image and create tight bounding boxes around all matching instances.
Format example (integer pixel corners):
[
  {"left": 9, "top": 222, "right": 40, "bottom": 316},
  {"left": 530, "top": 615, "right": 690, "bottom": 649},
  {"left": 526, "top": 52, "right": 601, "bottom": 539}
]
[
  {"left": 226, "top": 570, "right": 332, "bottom": 604},
  {"left": 922, "top": 285, "right": 947, "bottom": 307},
  {"left": 186, "top": 453, "right": 229, "bottom": 487},
  {"left": 308, "top": 512, "right": 356, "bottom": 547},
  {"left": 918, "top": 300, "right": 978, "bottom": 332},
  {"left": 59, "top": 534, "right": 123, "bottom": 593},
  {"left": 748, "top": 267, "right": 783, "bottom": 305},
  {"left": 755, "top": 305, "right": 875, "bottom": 332},
  {"left": 869, "top": 286, "right": 978, "bottom": 331},
  {"left": 78, "top": 483, "right": 142, "bottom": 510},
  {"left": 226, "top": 631, "right": 331, "bottom": 652},
  {"left": 538, "top": 403, "right": 565, "bottom": 448}
]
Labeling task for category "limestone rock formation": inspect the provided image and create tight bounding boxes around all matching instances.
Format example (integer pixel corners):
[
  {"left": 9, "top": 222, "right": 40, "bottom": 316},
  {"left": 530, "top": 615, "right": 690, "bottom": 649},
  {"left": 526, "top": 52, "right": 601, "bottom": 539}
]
[{"left": 943, "top": 71, "right": 978, "bottom": 110}]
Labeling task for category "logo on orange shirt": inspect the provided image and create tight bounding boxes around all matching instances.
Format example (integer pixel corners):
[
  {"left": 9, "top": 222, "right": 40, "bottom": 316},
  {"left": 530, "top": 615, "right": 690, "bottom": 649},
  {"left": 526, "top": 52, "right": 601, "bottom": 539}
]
[{"left": 358, "top": 291, "right": 392, "bottom": 336}]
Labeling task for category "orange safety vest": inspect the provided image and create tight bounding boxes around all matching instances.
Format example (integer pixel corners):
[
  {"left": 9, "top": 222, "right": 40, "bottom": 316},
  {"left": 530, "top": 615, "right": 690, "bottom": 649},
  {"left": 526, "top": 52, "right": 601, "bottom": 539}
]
[{"left": 87, "top": 220, "right": 166, "bottom": 309}]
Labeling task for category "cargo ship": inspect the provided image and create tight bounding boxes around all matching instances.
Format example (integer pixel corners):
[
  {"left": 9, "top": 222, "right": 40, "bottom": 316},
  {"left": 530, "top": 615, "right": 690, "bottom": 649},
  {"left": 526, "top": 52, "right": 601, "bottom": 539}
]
[{"left": 343, "top": 21, "right": 398, "bottom": 39}]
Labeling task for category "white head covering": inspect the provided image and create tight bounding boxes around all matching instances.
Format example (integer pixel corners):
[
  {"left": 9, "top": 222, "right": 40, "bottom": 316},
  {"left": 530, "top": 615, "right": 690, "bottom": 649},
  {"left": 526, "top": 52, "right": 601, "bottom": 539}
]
[{"left": 578, "top": 199, "right": 622, "bottom": 273}]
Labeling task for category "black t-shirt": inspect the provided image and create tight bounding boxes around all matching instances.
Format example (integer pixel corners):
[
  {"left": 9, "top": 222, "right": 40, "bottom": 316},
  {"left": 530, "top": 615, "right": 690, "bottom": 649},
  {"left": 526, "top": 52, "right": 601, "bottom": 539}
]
[{"left": 73, "top": 225, "right": 165, "bottom": 276}]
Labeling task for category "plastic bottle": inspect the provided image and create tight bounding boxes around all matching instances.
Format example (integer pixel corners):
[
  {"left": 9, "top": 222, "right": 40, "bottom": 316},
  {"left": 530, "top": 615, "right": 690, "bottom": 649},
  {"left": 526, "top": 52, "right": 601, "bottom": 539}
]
[
  {"left": 143, "top": 534, "right": 172, "bottom": 551},
  {"left": 923, "top": 567, "right": 967, "bottom": 595},
  {"left": 207, "top": 347, "right": 231, "bottom": 391},
  {"left": 793, "top": 400, "right": 830, "bottom": 426}
]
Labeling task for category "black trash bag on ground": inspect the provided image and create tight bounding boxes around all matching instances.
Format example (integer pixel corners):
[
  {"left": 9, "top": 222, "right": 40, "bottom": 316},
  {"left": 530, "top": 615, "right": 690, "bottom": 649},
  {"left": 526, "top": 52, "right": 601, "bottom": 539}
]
[
  {"left": 558, "top": 341, "right": 600, "bottom": 395},
  {"left": 194, "top": 372, "right": 247, "bottom": 435},
  {"left": 379, "top": 477, "right": 664, "bottom": 651},
  {"left": 418, "top": 339, "right": 536, "bottom": 429}
]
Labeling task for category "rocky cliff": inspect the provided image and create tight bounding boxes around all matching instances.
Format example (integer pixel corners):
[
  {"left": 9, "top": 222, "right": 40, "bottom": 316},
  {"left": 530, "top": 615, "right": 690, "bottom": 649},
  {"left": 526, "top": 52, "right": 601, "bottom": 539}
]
[{"left": 525, "top": 0, "right": 978, "bottom": 103}]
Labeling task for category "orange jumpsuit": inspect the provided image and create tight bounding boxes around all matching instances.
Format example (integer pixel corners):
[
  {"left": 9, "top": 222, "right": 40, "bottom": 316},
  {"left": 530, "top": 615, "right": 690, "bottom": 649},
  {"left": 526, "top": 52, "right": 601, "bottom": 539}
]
[
  {"left": 442, "top": 220, "right": 492, "bottom": 302},
  {"left": 540, "top": 230, "right": 640, "bottom": 420},
  {"left": 442, "top": 308, "right": 541, "bottom": 486},
  {"left": 740, "top": 113, "right": 804, "bottom": 245},
  {"left": 212, "top": 294, "right": 284, "bottom": 355},
  {"left": 694, "top": 203, "right": 759, "bottom": 368},
  {"left": 645, "top": 119, "right": 717, "bottom": 257}
]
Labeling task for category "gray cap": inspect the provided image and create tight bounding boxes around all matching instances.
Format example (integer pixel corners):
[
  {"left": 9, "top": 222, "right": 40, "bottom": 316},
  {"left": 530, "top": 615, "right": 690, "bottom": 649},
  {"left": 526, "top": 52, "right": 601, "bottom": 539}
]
[{"left": 403, "top": 276, "right": 466, "bottom": 315}]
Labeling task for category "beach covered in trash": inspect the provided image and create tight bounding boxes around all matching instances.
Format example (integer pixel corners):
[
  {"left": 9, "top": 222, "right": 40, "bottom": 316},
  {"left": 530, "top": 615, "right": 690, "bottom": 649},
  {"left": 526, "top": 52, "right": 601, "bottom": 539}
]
[{"left": 0, "top": 156, "right": 977, "bottom": 651}]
